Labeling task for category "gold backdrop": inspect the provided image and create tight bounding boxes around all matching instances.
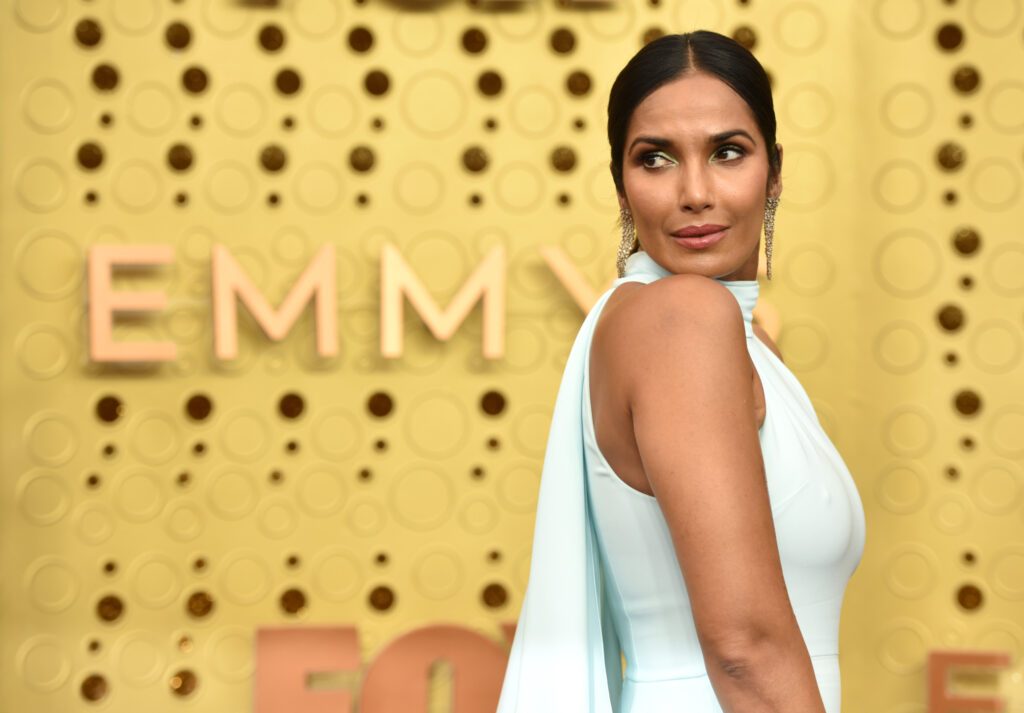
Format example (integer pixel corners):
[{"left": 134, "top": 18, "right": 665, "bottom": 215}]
[{"left": 1, "top": 0, "right": 1022, "bottom": 711}]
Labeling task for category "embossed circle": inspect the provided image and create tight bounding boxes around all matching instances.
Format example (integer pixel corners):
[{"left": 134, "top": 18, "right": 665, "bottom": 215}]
[
  {"left": 129, "top": 555, "right": 182, "bottom": 609},
  {"left": 219, "top": 409, "right": 271, "bottom": 463},
  {"left": 990, "top": 546, "right": 1024, "bottom": 600},
  {"left": 874, "top": 463, "right": 928, "bottom": 514},
  {"left": 400, "top": 71, "right": 466, "bottom": 137},
  {"left": 872, "top": 0, "right": 926, "bottom": 38},
  {"left": 215, "top": 84, "right": 267, "bottom": 136},
  {"left": 783, "top": 82, "right": 835, "bottom": 136},
  {"left": 296, "top": 464, "right": 349, "bottom": 518},
  {"left": 114, "top": 631, "right": 164, "bottom": 686},
  {"left": 206, "top": 627, "right": 254, "bottom": 682},
  {"left": 497, "top": 462, "right": 539, "bottom": 513},
  {"left": 412, "top": 546, "right": 463, "bottom": 600},
  {"left": 987, "top": 406, "right": 1024, "bottom": 458},
  {"left": 881, "top": 406, "right": 935, "bottom": 457},
  {"left": 931, "top": 492, "right": 972, "bottom": 535},
  {"left": 389, "top": 464, "right": 454, "bottom": 531},
  {"left": 205, "top": 161, "right": 255, "bottom": 213},
  {"left": 884, "top": 543, "right": 939, "bottom": 598},
  {"left": 15, "top": 159, "right": 67, "bottom": 212},
  {"left": 16, "top": 635, "right": 71, "bottom": 692},
  {"left": 392, "top": 11, "right": 442, "bottom": 55},
  {"left": 403, "top": 393, "right": 468, "bottom": 458},
  {"left": 970, "top": 461, "right": 1022, "bottom": 515},
  {"left": 311, "top": 547, "right": 361, "bottom": 602},
  {"left": 127, "top": 82, "right": 178, "bottom": 135},
  {"left": 775, "top": 2, "right": 828, "bottom": 54},
  {"left": 22, "top": 79, "right": 75, "bottom": 133},
  {"left": 219, "top": 550, "right": 272, "bottom": 605},
  {"left": 206, "top": 466, "right": 258, "bottom": 521},
  {"left": 24, "top": 412, "right": 78, "bottom": 467},
  {"left": 493, "top": 162, "right": 545, "bottom": 212},
  {"left": 985, "top": 243, "right": 1024, "bottom": 295},
  {"left": 877, "top": 617, "right": 932, "bottom": 674},
  {"left": 16, "top": 470, "right": 71, "bottom": 525},
  {"left": 985, "top": 81, "right": 1024, "bottom": 133},
  {"left": 873, "top": 229, "right": 942, "bottom": 297},
  {"left": 290, "top": 0, "right": 341, "bottom": 38},
  {"left": 112, "top": 160, "right": 163, "bottom": 213},
  {"left": 967, "top": 158, "right": 1020, "bottom": 210},
  {"left": 25, "top": 556, "right": 79, "bottom": 613},
  {"left": 14, "top": 230, "right": 81, "bottom": 300},
  {"left": 880, "top": 83, "right": 934, "bottom": 136},
  {"left": 968, "top": 319, "right": 1022, "bottom": 373},
  {"left": 308, "top": 85, "right": 358, "bottom": 138},
  {"left": 874, "top": 321, "right": 929, "bottom": 374},
  {"left": 873, "top": 160, "right": 927, "bottom": 213}
]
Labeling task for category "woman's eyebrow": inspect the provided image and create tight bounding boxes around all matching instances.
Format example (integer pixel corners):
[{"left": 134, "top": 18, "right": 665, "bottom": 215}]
[{"left": 628, "top": 129, "right": 756, "bottom": 153}]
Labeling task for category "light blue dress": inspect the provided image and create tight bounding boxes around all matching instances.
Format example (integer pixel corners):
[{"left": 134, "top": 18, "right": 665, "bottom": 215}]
[{"left": 496, "top": 250, "right": 866, "bottom": 713}]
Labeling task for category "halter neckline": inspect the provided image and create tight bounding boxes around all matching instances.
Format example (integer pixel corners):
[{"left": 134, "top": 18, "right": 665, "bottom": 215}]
[{"left": 617, "top": 250, "right": 759, "bottom": 339}]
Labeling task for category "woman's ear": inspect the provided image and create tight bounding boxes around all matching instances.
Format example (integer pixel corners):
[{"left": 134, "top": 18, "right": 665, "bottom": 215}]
[{"left": 769, "top": 144, "right": 784, "bottom": 199}]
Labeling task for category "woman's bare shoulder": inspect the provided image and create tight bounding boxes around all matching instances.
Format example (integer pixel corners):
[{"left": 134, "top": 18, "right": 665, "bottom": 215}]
[{"left": 599, "top": 274, "right": 747, "bottom": 343}]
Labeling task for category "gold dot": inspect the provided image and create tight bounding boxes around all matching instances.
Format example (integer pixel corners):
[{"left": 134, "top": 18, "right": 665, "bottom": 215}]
[
  {"left": 936, "top": 22, "right": 964, "bottom": 51},
  {"left": 481, "top": 582, "right": 508, "bottom": 608},
  {"left": 76, "top": 18, "right": 103, "bottom": 47},
  {"left": 167, "top": 143, "right": 194, "bottom": 171},
  {"left": 937, "top": 304, "right": 964, "bottom": 332},
  {"left": 952, "top": 65, "right": 980, "bottom": 93},
  {"left": 952, "top": 227, "right": 980, "bottom": 255},
  {"left": 275, "top": 68, "right": 302, "bottom": 95},
  {"left": 550, "top": 27, "right": 575, "bottom": 54},
  {"left": 936, "top": 141, "right": 966, "bottom": 171},
  {"left": 367, "top": 392, "right": 393, "bottom": 417},
  {"left": 280, "top": 587, "right": 307, "bottom": 614},
  {"left": 732, "top": 25, "right": 756, "bottom": 50},
  {"left": 165, "top": 21, "right": 192, "bottom": 50},
  {"left": 81, "top": 674, "right": 108, "bottom": 702},
  {"left": 463, "top": 27, "right": 488, "bottom": 53},
  {"left": 260, "top": 145, "right": 287, "bottom": 172},
  {"left": 95, "top": 395, "right": 122, "bottom": 423},
  {"left": 477, "top": 70, "right": 503, "bottom": 97},
  {"left": 169, "top": 669, "right": 197, "bottom": 697},
  {"left": 182, "top": 66, "right": 208, "bottom": 94},
  {"left": 480, "top": 390, "right": 506, "bottom": 415},
  {"left": 956, "top": 583, "right": 983, "bottom": 611},
  {"left": 349, "top": 26, "right": 374, "bottom": 52},
  {"left": 368, "top": 585, "right": 395, "bottom": 611},
  {"left": 92, "top": 64, "right": 119, "bottom": 91},
  {"left": 96, "top": 594, "right": 124, "bottom": 622},
  {"left": 953, "top": 389, "right": 981, "bottom": 416},
  {"left": 78, "top": 142, "right": 104, "bottom": 170},
  {"left": 186, "top": 591, "right": 214, "bottom": 618},
  {"left": 259, "top": 24, "right": 285, "bottom": 52}
]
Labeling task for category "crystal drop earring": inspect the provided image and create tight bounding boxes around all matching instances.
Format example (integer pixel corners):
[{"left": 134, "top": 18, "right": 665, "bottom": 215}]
[
  {"left": 764, "top": 196, "right": 779, "bottom": 281},
  {"left": 617, "top": 206, "right": 638, "bottom": 278}
]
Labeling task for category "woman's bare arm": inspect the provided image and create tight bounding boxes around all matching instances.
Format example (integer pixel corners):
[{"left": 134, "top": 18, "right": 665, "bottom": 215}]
[{"left": 612, "top": 274, "right": 825, "bottom": 713}]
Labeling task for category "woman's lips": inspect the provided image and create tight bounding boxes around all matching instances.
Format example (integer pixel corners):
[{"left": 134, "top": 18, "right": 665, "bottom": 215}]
[{"left": 672, "top": 228, "right": 727, "bottom": 249}]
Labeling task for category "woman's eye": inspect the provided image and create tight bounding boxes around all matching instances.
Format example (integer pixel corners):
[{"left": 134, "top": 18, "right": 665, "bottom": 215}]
[
  {"left": 716, "top": 144, "right": 745, "bottom": 160},
  {"left": 639, "top": 145, "right": 744, "bottom": 169},
  {"left": 640, "top": 152, "right": 670, "bottom": 169}
]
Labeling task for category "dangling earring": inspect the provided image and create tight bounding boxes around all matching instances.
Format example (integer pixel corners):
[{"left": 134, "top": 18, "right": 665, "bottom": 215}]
[
  {"left": 616, "top": 206, "right": 638, "bottom": 278},
  {"left": 764, "top": 196, "right": 779, "bottom": 281}
]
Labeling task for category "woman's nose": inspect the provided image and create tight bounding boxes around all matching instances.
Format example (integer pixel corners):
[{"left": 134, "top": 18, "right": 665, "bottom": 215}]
[{"left": 677, "top": 163, "right": 712, "bottom": 211}]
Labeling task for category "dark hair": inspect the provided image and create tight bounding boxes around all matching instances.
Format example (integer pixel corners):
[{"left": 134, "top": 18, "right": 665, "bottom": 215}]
[{"left": 607, "top": 31, "right": 781, "bottom": 241}]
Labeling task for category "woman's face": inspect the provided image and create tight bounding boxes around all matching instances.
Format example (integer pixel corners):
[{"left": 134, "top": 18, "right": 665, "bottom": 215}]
[{"left": 617, "top": 71, "right": 783, "bottom": 281}]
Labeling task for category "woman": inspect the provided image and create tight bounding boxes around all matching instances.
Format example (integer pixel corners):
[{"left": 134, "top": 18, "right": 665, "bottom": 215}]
[{"left": 496, "top": 31, "right": 865, "bottom": 713}]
